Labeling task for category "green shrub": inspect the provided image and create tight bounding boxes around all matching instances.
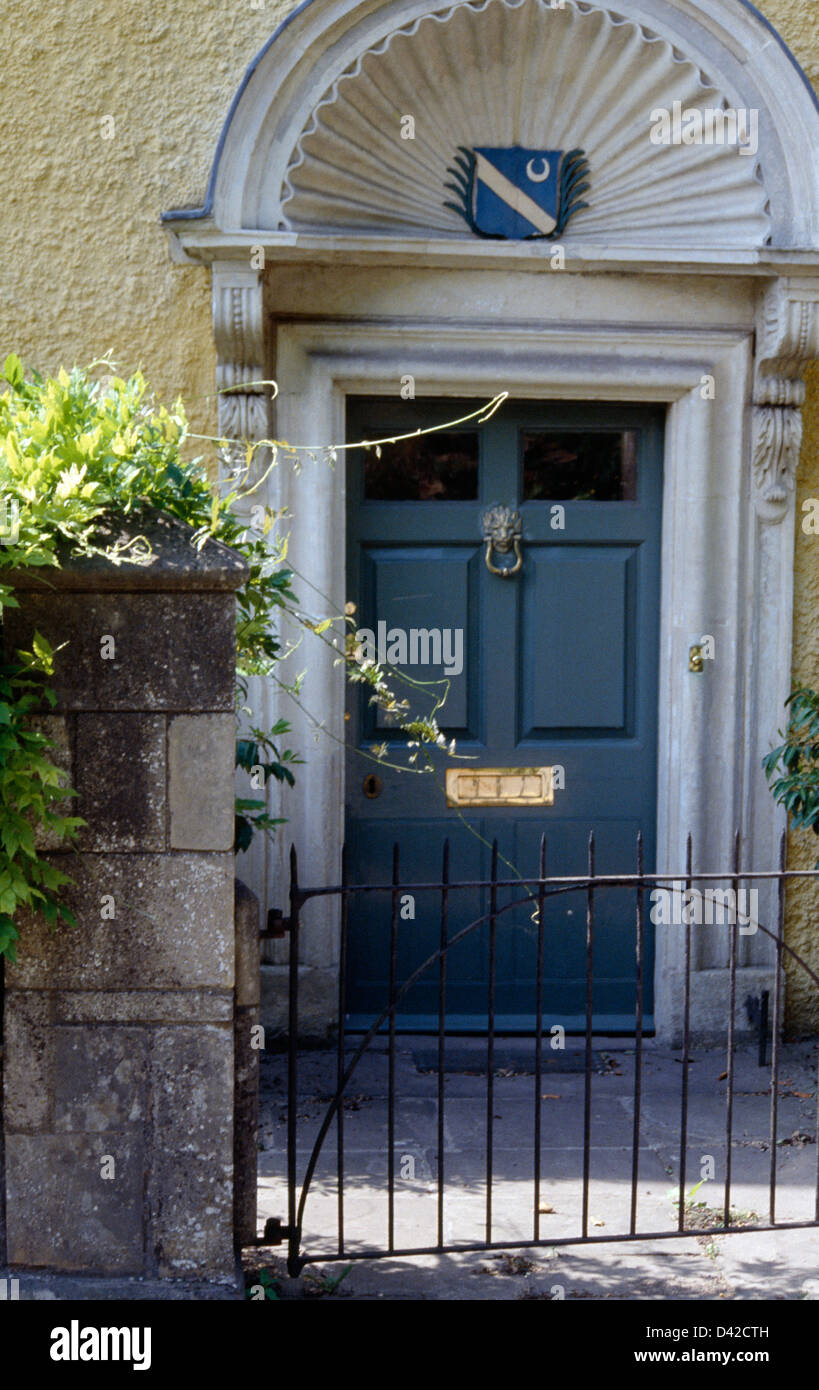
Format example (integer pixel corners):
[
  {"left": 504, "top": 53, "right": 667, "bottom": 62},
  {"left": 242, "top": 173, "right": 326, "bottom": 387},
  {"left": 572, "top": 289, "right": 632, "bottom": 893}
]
[
  {"left": 763, "top": 686, "right": 819, "bottom": 864},
  {"left": 0, "top": 354, "right": 297, "bottom": 958},
  {"left": 0, "top": 354, "right": 469, "bottom": 959}
]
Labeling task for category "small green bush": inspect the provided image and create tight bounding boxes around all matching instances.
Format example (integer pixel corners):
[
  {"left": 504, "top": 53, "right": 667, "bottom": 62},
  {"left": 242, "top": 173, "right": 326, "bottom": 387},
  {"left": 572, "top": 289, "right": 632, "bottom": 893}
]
[
  {"left": 763, "top": 686, "right": 819, "bottom": 864},
  {"left": 0, "top": 354, "right": 297, "bottom": 958},
  {"left": 0, "top": 354, "right": 469, "bottom": 959}
]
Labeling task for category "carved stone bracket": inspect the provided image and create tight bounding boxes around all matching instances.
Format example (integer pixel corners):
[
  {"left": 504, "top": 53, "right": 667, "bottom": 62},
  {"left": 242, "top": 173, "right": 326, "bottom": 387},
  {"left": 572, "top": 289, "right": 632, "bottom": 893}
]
[
  {"left": 212, "top": 266, "right": 270, "bottom": 480},
  {"left": 753, "top": 278, "right": 819, "bottom": 520}
]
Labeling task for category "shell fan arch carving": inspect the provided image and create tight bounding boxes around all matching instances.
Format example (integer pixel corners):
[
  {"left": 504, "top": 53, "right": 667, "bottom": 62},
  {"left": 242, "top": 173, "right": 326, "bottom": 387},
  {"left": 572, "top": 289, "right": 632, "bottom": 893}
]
[{"left": 280, "top": 0, "right": 771, "bottom": 247}]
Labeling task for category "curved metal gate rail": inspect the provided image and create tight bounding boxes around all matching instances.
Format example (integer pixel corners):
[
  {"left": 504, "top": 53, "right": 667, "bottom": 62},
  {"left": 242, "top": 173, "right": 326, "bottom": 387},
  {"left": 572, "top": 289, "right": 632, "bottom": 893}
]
[{"left": 265, "top": 833, "right": 819, "bottom": 1277}]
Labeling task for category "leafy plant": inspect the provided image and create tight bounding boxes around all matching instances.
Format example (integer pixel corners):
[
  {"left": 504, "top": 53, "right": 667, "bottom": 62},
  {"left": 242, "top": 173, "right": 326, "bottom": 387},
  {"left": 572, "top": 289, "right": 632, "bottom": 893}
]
[
  {"left": 665, "top": 1178, "right": 706, "bottom": 1207},
  {"left": 234, "top": 722, "right": 300, "bottom": 853},
  {"left": 0, "top": 354, "right": 300, "bottom": 958},
  {"left": 246, "top": 1268, "right": 281, "bottom": 1301},
  {"left": 0, "top": 634, "right": 83, "bottom": 958},
  {"left": 763, "top": 687, "right": 819, "bottom": 864},
  {"left": 303, "top": 1263, "right": 353, "bottom": 1296},
  {"left": 0, "top": 354, "right": 474, "bottom": 959},
  {"left": 666, "top": 1181, "right": 758, "bottom": 1231}
]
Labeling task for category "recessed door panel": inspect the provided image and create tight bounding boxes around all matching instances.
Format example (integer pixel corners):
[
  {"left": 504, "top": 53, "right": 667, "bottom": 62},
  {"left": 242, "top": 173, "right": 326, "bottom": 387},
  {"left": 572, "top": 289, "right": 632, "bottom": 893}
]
[
  {"left": 360, "top": 547, "right": 476, "bottom": 735},
  {"left": 520, "top": 547, "right": 633, "bottom": 734}
]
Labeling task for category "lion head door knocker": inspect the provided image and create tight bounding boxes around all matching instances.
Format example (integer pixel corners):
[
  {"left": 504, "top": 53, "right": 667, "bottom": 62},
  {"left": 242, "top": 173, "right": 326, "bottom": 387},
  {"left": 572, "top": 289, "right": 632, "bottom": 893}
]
[{"left": 481, "top": 504, "right": 523, "bottom": 578}]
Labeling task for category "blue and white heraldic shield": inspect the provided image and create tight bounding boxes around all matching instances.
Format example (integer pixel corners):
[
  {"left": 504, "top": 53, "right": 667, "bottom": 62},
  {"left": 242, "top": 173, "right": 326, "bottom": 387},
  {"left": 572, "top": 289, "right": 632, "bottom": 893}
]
[{"left": 445, "top": 145, "right": 590, "bottom": 239}]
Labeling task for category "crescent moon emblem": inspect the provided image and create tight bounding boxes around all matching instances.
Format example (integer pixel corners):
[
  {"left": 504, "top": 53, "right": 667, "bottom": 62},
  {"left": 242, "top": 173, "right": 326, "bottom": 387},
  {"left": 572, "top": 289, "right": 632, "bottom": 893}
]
[{"left": 526, "top": 157, "right": 550, "bottom": 183}]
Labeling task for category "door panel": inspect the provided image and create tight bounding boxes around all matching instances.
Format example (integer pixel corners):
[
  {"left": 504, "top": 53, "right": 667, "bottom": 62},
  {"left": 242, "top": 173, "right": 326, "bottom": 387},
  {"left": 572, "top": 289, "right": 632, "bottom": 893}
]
[
  {"left": 361, "top": 548, "right": 477, "bottom": 736},
  {"left": 520, "top": 547, "right": 633, "bottom": 732},
  {"left": 345, "top": 398, "right": 664, "bottom": 1032}
]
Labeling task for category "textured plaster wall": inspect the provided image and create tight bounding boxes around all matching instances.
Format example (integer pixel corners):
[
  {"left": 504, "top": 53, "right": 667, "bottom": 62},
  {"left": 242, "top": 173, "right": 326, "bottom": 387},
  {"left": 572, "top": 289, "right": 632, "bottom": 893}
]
[
  {"left": 758, "top": 7, "right": 819, "bottom": 1029},
  {"left": 0, "top": 0, "right": 291, "bottom": 441},
  {"left": 1, "top": 0, "right": 818, "bottom": 1022}
]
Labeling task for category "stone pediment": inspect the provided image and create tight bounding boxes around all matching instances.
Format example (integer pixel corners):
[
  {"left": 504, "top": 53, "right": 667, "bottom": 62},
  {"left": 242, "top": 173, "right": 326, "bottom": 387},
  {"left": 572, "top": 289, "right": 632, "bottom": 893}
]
[
  {"left": 164, "top": 0, "right": 819, "bottom": 263},
  {"left": 281, "top": 0, "right": 771, "bottom": 248}
]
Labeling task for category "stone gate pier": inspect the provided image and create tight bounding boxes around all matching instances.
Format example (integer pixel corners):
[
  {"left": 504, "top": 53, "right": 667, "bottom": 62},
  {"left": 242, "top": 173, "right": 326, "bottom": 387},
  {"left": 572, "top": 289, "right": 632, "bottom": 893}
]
[{"left": 0, "top": 510, "right": 257, "bottom": 1297}]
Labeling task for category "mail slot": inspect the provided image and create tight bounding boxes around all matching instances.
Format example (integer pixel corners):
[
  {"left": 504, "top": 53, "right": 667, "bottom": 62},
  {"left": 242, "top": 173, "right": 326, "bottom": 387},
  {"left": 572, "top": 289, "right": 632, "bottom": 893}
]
[{"left": 445, "top": 766, "right": 555, "bottom": 807}]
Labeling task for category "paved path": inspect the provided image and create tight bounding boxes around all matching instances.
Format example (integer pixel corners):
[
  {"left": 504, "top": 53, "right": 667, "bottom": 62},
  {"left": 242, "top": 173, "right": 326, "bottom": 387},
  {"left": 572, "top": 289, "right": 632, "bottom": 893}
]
[{"left": 254, "top": 1035, "right": 819, "bottom": 1300}]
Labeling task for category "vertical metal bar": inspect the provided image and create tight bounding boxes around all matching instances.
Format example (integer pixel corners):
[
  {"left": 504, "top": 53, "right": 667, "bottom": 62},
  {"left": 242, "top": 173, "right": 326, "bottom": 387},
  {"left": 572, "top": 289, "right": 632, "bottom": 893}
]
[
  {"left": 582, "top": 831, "right": 595, "bottom": 1239},
  {"left": 485, "top": 840, "right": 498, "bottom": 1246},
  {"left": 388, "top": 843, "right": 399, "bottom": 1253},
  {"left": 769, "top": 831, "right": 786, "bottom": 1225},
  {"left": 287, "top": 844, "right": 301, "bottom": 1276},
  {"left": 723, "top": 828, "right": 740, "bottom": 1228},
  {"left": 336, "top": 843, "right": 349, "bottom": 1256},
  {"left": 757, "top": 992, "right": 769, "bottom": 1069},
  {"left": 630, "top": 830, "right": 645, "bottom": 1235},
  {"left": 534, "top": 835, "right": 546, "bottom": 1241},
  {"left": 678, "top": 834, "right": 693, "bottom": 1233},
  {"left": 437, "top": 839, "right": 449, "bottom": 1251}
]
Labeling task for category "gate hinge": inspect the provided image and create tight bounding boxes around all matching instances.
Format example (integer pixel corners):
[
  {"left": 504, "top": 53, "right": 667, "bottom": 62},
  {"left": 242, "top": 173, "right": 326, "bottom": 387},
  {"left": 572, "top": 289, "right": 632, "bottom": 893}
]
[
  {"left": 261, "top": 908, "right": 290, "bottom": 939},
  {"left": 261, "top": 1216, "right": 298, "bottom": 1246}
]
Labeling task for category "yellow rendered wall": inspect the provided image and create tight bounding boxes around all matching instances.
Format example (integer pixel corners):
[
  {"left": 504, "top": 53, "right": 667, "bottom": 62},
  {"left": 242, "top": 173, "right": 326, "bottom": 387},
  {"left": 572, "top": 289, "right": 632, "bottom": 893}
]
[
  {"left": 0, "top": 0, "right": 292, "bottom": 441},
  {"left": 1, "top": 0, "right": 818, "bottom": 1023},
  {"left": 761, "top": 5, "right": 819, "bottom": 1031},
  {"left": 786, "top": 352, "right": 819, "bottom": 1030},
  {"left": 3, "top": 0, "right": 815, "bottom": 427}
]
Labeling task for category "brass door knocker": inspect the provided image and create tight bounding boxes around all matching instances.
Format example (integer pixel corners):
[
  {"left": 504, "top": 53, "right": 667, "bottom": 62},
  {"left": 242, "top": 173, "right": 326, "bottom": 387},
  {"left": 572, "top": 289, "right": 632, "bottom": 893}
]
[{"left": 481, "top": 504, "right": 523, "bottom": 578}]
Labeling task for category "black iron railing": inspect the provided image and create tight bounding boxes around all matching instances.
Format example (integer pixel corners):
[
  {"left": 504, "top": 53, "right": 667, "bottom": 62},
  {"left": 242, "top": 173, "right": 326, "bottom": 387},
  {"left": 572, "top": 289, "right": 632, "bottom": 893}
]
[{"left": 262, "top": 831, "right": 819, "bottom": 1275}]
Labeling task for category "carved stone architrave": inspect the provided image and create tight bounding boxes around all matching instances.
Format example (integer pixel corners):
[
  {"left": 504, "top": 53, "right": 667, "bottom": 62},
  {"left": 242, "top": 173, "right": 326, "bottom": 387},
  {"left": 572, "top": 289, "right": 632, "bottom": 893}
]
[
  {"left": 753, "top": 278, "right": 819, "bottom": 521},
  {"left": 211, "top": 265, "right": 277, "bottom": 970},
  {"left": 212, "top": 265, "right": 271, "bottom": 488}
]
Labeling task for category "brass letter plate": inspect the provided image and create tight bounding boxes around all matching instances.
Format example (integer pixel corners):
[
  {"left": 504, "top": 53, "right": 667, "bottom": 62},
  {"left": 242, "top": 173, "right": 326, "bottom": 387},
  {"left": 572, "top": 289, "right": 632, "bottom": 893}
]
[{"left": 445, "top": 766, "right": 555, "bottom": 808}]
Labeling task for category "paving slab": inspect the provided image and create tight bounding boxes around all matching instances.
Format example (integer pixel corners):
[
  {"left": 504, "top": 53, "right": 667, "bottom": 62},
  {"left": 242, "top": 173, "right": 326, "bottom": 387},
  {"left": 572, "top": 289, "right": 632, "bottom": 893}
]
[{"left": 254, "top": 1033, "right": 819, "bottom": 1300}]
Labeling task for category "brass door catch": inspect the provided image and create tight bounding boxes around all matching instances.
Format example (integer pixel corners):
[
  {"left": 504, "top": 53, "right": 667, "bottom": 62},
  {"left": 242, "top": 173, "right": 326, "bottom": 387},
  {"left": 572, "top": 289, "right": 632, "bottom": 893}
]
[{"left": 689, "top": 644, "right": 704, "bottom": 673}]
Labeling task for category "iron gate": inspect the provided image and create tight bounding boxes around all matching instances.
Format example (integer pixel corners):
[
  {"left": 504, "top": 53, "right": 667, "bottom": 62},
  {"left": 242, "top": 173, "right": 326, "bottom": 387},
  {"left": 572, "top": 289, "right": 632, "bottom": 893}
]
[{"left": 262, "top": 832, "right": 819, "bottom": 1276}]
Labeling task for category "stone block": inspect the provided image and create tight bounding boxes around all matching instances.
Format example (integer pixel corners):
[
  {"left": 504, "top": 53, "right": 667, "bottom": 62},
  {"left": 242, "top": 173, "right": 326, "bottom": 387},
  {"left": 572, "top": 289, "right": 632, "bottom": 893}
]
[
  {"left": 53, "top": 1027, "right": 147, "bottom": 1132},
  {"left": 0, "top": 507, "right": 245, "bottom": 1285},
  {"left": 656, "top": 965, "right": 778, "bottom": 1046},
  {"left": 56, "top": 990, "right": 233, "bottom": 1025},
  {"left": 7, "top": 854, "right": 235, "bottom": 991},
  {"left": 234, "top": 1006, "right": 260, "bottom": 1247},
  {"left": 5, "top": 1133, "right": 144, "bottom": 1274},
  {"left": 169, "top": 714, "right": 235, "bottom": 850},
  {"left": 4, "top": 509, "right": 249, "bottom": 597},
  {"left": 3, "top": 990, "right": 54, "bottom": 1131},
  {"left": 234, "top": 879, "right": 261, "bottom": 1008},
  {"left": 75, "top": 714, "right": 166, "bottom": 851},
  {"left": 0, "top": 1270, "right": 243, "bottom": 1300},
  {"left": 260, "top": 963, "right": 337, "bottom": 1042},
  {"left": 3, "top": 592, "right": 238, "bottom": 712},
  {"left": 234, "top": 880, "right": 260, "bottom": 1246},
  {"left": 147, "top": 1026, "right": 235, "bottom": 1277}
]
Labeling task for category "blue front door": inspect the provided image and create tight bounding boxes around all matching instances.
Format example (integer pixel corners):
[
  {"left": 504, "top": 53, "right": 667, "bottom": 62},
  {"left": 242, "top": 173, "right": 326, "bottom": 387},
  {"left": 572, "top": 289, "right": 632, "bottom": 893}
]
[{"left": 345, "top": 398, "right": 664, "bottom": 1032}]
